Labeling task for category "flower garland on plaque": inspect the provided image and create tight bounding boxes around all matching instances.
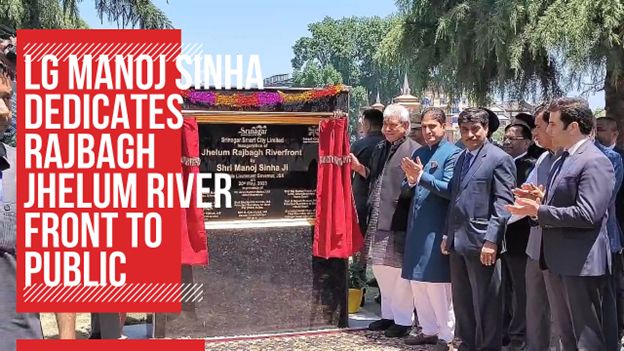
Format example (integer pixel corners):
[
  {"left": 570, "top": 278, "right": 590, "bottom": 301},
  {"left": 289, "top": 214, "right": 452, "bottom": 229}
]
[{"left": 182, "top": 85, "right": 348, "bottom": 109}]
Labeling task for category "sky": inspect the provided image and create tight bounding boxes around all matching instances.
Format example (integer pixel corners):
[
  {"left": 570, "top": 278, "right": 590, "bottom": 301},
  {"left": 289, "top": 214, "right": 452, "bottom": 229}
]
[{"left": 77, "top": 0, "right": 604, "bottom": 109}]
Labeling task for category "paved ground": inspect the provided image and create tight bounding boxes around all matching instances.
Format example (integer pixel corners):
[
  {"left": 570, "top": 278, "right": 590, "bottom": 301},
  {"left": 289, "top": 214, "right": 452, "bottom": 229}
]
[
  {"left": 39, "top": 288, "right": 452, "bottom": 350},
  {"left": 204, "top": 329, "right": 448, "bottom": 351}
]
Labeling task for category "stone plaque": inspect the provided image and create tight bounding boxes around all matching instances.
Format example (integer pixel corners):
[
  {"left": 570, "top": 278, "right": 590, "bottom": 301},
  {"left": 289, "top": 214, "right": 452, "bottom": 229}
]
[{"left": 199, "top": 123, "right": 319, "bottom": 221}]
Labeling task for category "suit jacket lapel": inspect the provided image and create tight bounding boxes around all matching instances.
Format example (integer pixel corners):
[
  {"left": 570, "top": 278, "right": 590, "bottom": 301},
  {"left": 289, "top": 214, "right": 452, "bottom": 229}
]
[
  {"left": 546, "top": 140, "right": 588, "bottom": 204},
  {"left": 460, "top": 143, "right": 488, "bottom": 190}
]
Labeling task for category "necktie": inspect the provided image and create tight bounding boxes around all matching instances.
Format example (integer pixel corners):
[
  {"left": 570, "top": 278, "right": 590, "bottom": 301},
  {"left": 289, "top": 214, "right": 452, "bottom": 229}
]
[
  {"left": 460, "top": 152, "right": 473, "bottom": 181},
  {"left": 544, "top": 151, "right": 569, "bottom": 201}
]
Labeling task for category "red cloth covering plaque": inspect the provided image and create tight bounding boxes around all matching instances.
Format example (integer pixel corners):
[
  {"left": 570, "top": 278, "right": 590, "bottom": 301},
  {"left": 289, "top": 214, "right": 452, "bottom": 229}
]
[
  {"left": 181, "top": 117, "right": 208, "bottom": 265},
  {"left": 313, "top": 117, "right": 363, "bottom": 259}
]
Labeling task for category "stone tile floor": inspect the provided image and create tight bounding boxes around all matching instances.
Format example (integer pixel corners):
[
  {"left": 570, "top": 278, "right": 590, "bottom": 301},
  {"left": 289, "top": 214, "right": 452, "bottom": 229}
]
[{"left": 204, "top": 329, "right": 448, "bottom": 351}]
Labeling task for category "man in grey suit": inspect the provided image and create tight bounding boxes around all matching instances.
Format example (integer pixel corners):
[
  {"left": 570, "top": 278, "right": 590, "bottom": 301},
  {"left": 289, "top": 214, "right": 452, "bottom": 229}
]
[
  {"left": 507, "top": 97, "right": 615, "bottom": 350},
  {"left": 441, "top": 108, "right": 516, "bottom": 351},
  {"left": 512, "top": 103, "right": 560, "bottom": 351},
  {"left": 351, "top": 104, "right": 420, "bottom": 338}
]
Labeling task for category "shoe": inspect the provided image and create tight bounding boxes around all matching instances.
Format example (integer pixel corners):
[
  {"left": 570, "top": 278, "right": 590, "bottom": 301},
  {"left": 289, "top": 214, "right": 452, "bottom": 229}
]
[
  {"left": 88, "top": 333, "right": 101, "bottom": 339},
  {"left": 368, "top": 318, "right": 394, "bottom": 331},
  {"left": 360, "top": 288, "right": 367, "bottom": 307},
  {"left": 384, "top": 324, "right": 411, "bottom": 338},
  {"left": 404, "top": 333, "right": 439, "bottom": 345}
]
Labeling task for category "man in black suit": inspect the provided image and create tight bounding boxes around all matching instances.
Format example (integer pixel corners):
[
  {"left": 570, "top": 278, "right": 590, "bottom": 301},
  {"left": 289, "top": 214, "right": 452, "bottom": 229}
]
[
  {"left": 349, "top": 109, "right": 386, "bottom": 294},
  {"left": 501, "top": 123, "right": 536, "bottom": 350},
  {"left": 514, "top": 113, "right": 546, "bottom": 159},
  {"left": 596, "top": 116, "right": 624, "bottom": 342},
  {"left": 441, "top": 108, "right": 516, "bottom": 351},
  {"left": 507, "top": 97, "right": 614, "bottom": 350},
  {"left": 351, "top": 109, "right": 385, "bottom": 234}
]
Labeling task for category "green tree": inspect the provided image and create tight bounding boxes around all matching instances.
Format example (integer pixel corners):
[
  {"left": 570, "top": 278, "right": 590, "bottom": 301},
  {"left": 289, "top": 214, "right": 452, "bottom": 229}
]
[
  {"left": 292, "top": 62, "right": 342, "bottom": 87},
  {"left": 379, "top": 0, "right": 624, "bottom": 146},
  {"left": 0, "top": 0, "right": 172, "bottom": 29},
  {"left": 292, "top": 16, "right": 402, "bottom": 105}
]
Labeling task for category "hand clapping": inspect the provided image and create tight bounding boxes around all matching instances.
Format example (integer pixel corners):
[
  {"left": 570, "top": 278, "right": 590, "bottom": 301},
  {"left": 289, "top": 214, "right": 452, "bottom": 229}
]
[{"left": 401, "top": 156, "right": 423, "bottom": 184}]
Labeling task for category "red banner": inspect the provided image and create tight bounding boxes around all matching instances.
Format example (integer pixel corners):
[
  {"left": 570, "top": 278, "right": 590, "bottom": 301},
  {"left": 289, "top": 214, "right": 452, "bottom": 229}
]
[
  {"left": 16, "top": 30, "right": 183, "bottom": 312},
  {"left": 18, "top": 340, "right": 205, "bottom": 351}
]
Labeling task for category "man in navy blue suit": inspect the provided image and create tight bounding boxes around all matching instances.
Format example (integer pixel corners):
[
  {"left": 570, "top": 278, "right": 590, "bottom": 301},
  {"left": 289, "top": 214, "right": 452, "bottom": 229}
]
[{"left": 442, "top": 108, "right": 516, "bottom": 351}]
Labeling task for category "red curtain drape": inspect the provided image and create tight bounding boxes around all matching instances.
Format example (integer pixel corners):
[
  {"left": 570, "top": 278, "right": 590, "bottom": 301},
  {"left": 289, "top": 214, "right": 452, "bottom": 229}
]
[
  {"left": 181, "top": 117, "right": 208, "bottom": 265},
  {"left": 313, "top": 117, "right": 363, "bottom": 259}
]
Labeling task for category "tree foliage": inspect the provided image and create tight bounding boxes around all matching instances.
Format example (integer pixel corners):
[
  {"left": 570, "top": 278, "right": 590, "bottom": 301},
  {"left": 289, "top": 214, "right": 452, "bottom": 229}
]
[
  {"left": 380, "top": 0, "right": 624, "bottom": 110},
  {"left": 292, "top": 16, "right": 403, "bottom": 105},
  {"left": 0, "top": 0, "right": 172, "bottom": 29},
  {"left": 292, "top": 61, "right": 342, "bottom": 87}
]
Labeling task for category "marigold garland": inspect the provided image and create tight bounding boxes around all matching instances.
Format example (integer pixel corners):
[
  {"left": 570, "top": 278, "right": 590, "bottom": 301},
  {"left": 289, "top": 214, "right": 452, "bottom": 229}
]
[{"left": 183, "top": 85, "right": 347, "bottom": 108}]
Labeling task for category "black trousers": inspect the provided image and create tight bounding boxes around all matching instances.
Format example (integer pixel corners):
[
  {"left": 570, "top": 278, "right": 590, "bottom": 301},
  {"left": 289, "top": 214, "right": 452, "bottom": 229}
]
[
  {"left": 502, "top": 252, "right": 528, "bottom": 349},
  {"left": 0, "top": 251, "right": 42, "bottom": 351},
  {"left": 603, "top": 252, "right": 623, "bottom": 351},
  {"left": 450, "top": 253, "right": 502, "bottom": 351},
  {"left": 90, "top": 313, "right": 121, "bottom": 339}
]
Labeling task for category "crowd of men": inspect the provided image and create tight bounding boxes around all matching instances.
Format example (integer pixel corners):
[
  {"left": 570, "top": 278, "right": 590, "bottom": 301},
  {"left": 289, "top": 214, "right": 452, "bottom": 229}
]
[{"left": 350, "top": 101, "right": 624, "bottom": 351}]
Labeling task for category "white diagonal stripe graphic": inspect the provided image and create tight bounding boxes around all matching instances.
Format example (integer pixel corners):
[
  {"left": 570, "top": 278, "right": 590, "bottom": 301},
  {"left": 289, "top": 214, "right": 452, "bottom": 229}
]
[
  {"left": 47, "top": 42, "right": 70, "bottom": 62},
  {"left": 115, "top": 42, "right": 137, "bottom": 60},
  {"left": 186, "top": 44, "right": 204, "bottom": 58},
  {"left": 185, "top": 284, "right": 204, "bottom": 302},
  {"left": 116, "top": 283, "right": 139, "bottom": 303},
  {"left": 181, "top": 283, "right": 203, "bottom": 302},
  {"left": 74, "top": 285, "right": 95, "bottom": 303},
  {"left": 127, "top": 283, "right": 151, "bottom": 302},
  {"left": 99, "top": 284, "right": 120, "bottom": 303},
  {"left": 129, "top": 43, "right": 148, "bottom": 60},
  {"left": 150, "top": 42, "right": 169, "bottom": 58},
  {"left": 182, "top": 43, "right": 199, "bottom": 55},
  {"left": 57, "top": 285, "right": 77, "bottom": 303},
  {"left": 134, "top": 43, "right": 156, "bottom": 62},
  {"left": 56, "top": 43, "right": 78, "bottom": 62},
  {"left": 161, "top": 43, "right": 177, "bottom": 61},
  {"left": 161, "top": 283, "right": 180, "bottom": 303},
  {"left": 63, "top": 42, "right": 86, "bottom": 62},
  {"left": 152, "top": 283, "right": 174, "bottom": 302},
  {"left": 83, "top": 284, "right": 106, "bottom": 302},
  {"left": 134, "top": 283, "right": 158, "bottom": 302},
  {"left": 144, "top": 42, "right": 165, "bottom": 61},
  {"left": 36, "top": 285, "right": 57, "bottom": 303},
  {"left": 105, "top": 283, "right": 128, "bottom": 303},
  {"left": 90, "top": 42, "right": 113, "bottom": 61},
  {"left": 70, "top": 42, "right": 96, "bottom": 61},
  {"left": 162, "top": 43, "right": 180, "bottom": 62},
  {"left": 23, "top": 284, "right": 44, "bottom": 301},
  {"left": 30, "top": 42, "right": 54, "bottom": 62},
  {"left": 49, "top": 284, "right": 71, "bottom": 302},
  {"left": 26, "top": 43, "right": 44, "bottom": 57},
  {"left": 39, "top": 42, "right": 65, "bottom": 62}
]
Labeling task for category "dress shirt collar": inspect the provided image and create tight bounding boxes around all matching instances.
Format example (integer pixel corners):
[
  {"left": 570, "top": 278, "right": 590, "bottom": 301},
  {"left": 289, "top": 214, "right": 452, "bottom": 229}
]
[
  {"left": 513, "top": 151, "right": 528, "bottom": 162},
  {"left": 565, "top": 137, "right": 589, "bottom": 157}
]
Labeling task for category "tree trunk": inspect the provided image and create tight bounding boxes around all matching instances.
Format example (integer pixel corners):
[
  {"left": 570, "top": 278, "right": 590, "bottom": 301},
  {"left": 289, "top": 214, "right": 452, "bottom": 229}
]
[{"left": 605, "top": 67, "right": 624, "bottom": 148}]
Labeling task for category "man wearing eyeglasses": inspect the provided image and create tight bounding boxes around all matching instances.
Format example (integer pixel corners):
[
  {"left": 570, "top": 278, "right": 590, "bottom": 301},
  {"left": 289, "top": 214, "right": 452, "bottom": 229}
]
[{"left": 501, "top": 123, "right": 536, "bottom": 350}]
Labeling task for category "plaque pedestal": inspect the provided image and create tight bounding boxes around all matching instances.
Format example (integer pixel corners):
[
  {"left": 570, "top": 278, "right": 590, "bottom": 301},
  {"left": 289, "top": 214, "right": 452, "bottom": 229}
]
[{"left": 153, "top": 225, "right": 347, "bottom": 338}]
